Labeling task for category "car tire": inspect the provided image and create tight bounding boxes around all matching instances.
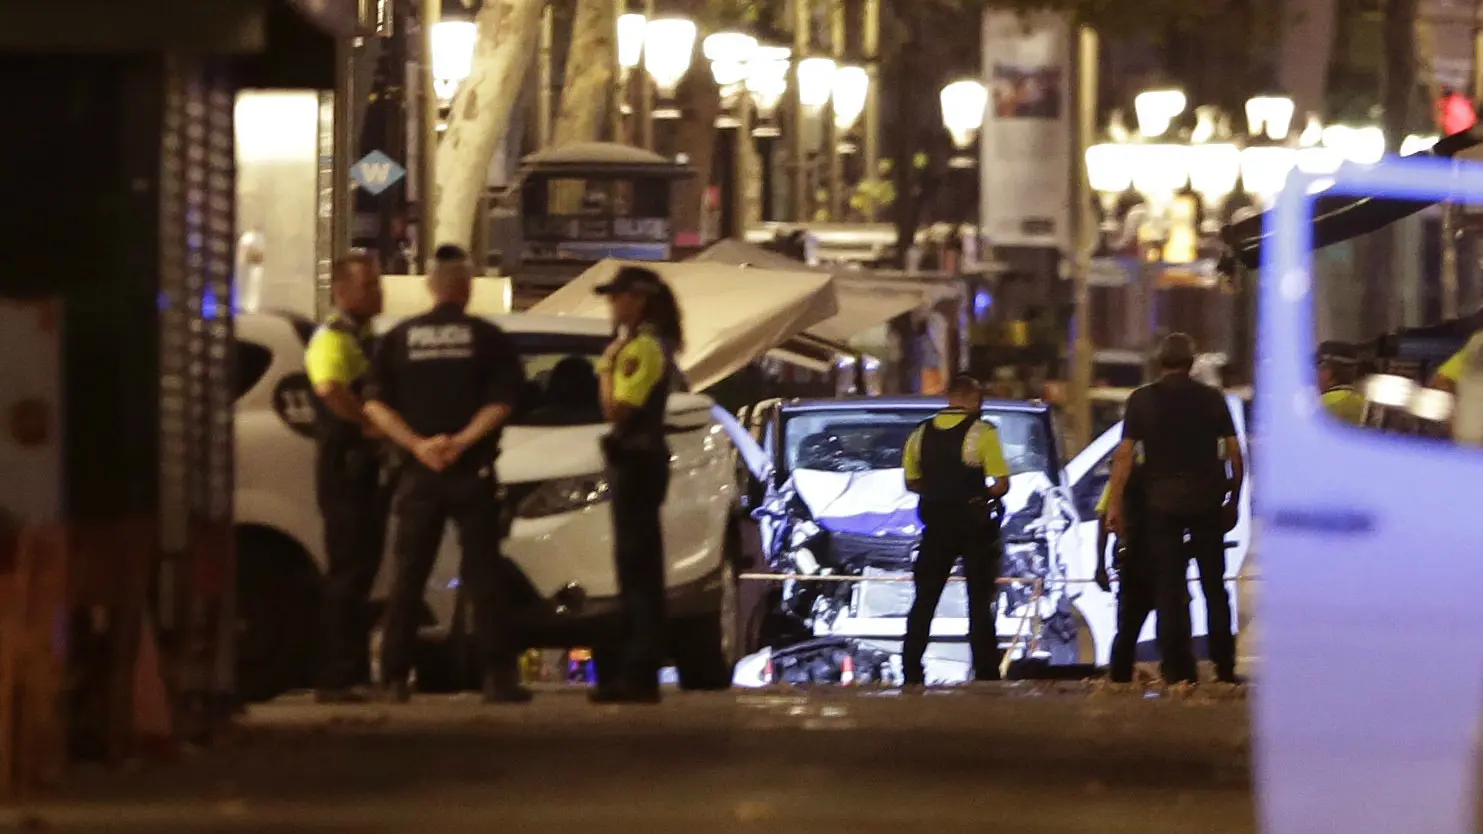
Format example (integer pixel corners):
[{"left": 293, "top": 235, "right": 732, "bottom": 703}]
[
  {"left": 1041, "top": 606, "right": 1095, "bottom": 666},
  {"left": 235, "top": 529, "right": 321, "bottom": 703},
  {"left": 673, "top": 524, "right": 742, "bottom": 691}
]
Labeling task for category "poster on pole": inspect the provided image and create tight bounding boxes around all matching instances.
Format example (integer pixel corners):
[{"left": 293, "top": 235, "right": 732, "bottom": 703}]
[{"left": 980, "top": 10, "right": 1073, "bottom": 252}]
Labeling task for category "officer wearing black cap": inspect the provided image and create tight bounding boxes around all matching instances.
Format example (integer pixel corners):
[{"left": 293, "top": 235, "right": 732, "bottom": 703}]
[
  {"left": 592, "top": 265, "right": 685, "bottom": 704},
  {"left": 1318, "top": 341, "right": 1365, "bottom": 425},
  {"left": 305, "top": 251, "right": 387, "bottom": 703},
  {"left": 900, "top": 374, "right": 1012, "bottom": 687},
  {"left": 363, "top": 244, "right": 530, "bottom": 704}
]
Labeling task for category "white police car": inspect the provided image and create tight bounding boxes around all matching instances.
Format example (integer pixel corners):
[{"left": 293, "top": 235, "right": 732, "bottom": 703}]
[{"left": 233, "top": 310, "right": 741, "bottom": 700}]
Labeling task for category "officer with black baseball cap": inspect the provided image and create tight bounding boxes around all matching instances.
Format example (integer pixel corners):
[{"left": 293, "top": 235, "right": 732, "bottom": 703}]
[
  {"left": 591, "top": 265, "right": 689, "bottom": 703},
  {"left": 363, "top": 244, "right": 530, "bottom": 704}
]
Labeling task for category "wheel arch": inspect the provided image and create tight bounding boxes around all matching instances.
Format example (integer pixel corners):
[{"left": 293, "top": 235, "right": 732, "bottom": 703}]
[{"left": 236, "top": 523, "right": 323, "bottom": 583}]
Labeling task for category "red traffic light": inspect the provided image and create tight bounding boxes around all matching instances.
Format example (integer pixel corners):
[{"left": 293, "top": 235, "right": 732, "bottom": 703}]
[{"left": 1439, "top": 91, "right": 1477, "bottom": 136}]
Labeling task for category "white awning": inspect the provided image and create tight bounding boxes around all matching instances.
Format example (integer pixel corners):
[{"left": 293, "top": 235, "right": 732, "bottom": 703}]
[
  {"left": 527, "top": 259, "right": 838, "bottom": 392},
  {"left": 691, "top": 240, "right": 925, "bottom": 343}
]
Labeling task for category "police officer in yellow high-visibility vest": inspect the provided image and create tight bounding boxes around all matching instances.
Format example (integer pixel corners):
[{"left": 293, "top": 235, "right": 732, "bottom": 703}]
[
  {"left": 1317, "top": 341, "right": 1365, "bottom": 425},
  {"left": 304, "top": 251, "right": 388, "bottom": 703},
  {"left": 592, "top": 266, "right": 687, "bottom": 704},
  {"left": 1430, "top": 332, "right": 1483, "bottom": 394},
  {"left": 901, "top": 374, "right": 1011, "bottom": 686}
]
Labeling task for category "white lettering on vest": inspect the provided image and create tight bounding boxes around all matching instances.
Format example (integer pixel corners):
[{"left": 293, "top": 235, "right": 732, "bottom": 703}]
[
  {"left": 407, "top": 324, "right": 473, "bottom": 349},
  {"left": 406, "top": 323, "right": 474, "bottom": 361}
]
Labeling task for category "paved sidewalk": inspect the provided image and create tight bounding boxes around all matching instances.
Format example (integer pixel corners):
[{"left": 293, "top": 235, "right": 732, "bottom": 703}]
[{"left": 1, "top": 685, "right": 1254, "bottom": 833}]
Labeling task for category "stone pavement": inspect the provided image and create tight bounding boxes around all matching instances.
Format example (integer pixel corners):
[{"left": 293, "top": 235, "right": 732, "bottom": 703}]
[{"left": 0, "top": 684, "right": 1254, "bottom": 833}]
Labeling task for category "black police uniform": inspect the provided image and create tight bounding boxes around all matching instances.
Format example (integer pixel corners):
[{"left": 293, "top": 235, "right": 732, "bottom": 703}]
[
  {"left": 307, "top": 314, "right": 390, "bottom": 692},
  {"left": 596, "top": 323, "right": 677, "bottom": 698},
  {"left": 365, "top": 302, "right": 526, "bottom": 691},
  {"left": 902, "top": 412, "right": 1006, "bottom": 685}
]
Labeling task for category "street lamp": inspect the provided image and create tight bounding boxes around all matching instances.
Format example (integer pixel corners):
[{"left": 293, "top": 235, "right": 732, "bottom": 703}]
[
  {"left": 746, "top": 45, "right": 790, "bottom": 137},
  {"left": 797, "top": 57, "right": 837, "bottom": 111},
  {"left": 1245, "top": 95, "right": 1295, "bottom": 142},
  {"left": 940, "top": 79, "right": 988, "bottom": 165},
  {"left": 1187, "top": 142, "right": 1241, "bottom": 233},
  {"left": 1085, "top": 141, "right": 1135, "bottom": 233},
  {"left": 705, "top": 31, "right": 757, "bottom": 90},
  {"left": 1322, "top": 124, "right": 1386, "bottom": 164},
  {"left": 644, "top": 16, "right": 697, "bottom": 118},
  {"left": 1133, "top": 88, "right": 1186, "bottom": 138},
  {"left": 1131, "top": 143, "right": 1189, "bottom": 202},
  {"left": 617, "top": 13, "right": 647, "bottom": 80},
  {"left": 1239, "top": 145, "right": 1296, "bottom": 205},
  {"left": 705, "top": 31, "right": 757, "bottom": 125},
  {"left": 831, "top": 65, "right": 869, "bottom": 133},
  {"left": 430, "top": 19, "right": 477, "bottom": 103}
]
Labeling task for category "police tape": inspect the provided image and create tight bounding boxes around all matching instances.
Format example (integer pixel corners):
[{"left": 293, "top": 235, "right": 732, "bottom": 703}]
[{"left": 738, "top": 572, "right": 1253, "bottom": 585}]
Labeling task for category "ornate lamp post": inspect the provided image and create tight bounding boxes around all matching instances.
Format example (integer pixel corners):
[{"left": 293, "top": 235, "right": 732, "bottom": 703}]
[
  {"left": 643, "top": 16, "right": 697, "bottom": 120},
  {"left": 939, "top": 79, "right": 988, "bottom": 168},
  {"left": 429, "top": 19, "right": 477, "bottom": 105},
  {"left": 745, "top": 45, "right": 790, "bottom": 138}
]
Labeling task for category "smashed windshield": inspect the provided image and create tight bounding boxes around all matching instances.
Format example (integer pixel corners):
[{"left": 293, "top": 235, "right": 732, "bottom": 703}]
[{"left": 780, "top": 408, "right": 1051, "bottom": 477}]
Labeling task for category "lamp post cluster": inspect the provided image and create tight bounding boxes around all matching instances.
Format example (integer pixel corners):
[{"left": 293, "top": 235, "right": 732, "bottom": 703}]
[
  {"left": 420, "top": 12, "right": 993, "bottom": 231},
  {"left": 1083, "top": 89, "right": 1440, "bottom": 264}
]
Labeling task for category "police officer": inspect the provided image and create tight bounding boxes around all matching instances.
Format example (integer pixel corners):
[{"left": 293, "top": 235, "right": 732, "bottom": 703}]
[
  {"left": 901, "top": 374, "right": 1012, "bottom": 687},
  {"left": 306, "top": 251, "right": 388, "bottom": 703},
  {"left": 592, "top": 266, "right": 684, "bottom": 704},
  {"left": 1317, "top": 341, "right": 1365, "bottom": 425},
  {"left": 363, "top": 244, "right": 529, "bottom": 704}
]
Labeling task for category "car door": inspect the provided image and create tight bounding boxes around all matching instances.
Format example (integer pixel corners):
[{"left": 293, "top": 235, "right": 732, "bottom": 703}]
[{"left": 1256, "top": 160, "right": 1483, "bottom": 834}]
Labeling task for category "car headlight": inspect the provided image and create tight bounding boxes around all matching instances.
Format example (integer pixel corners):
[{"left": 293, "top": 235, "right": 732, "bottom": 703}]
[{"left": 515, "top": 475, "right": 611, "bottom": 519}]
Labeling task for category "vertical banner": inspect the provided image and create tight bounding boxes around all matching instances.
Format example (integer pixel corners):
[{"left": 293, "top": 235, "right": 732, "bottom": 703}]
[{"left": 980, "top": 10, "right": 1072, "bottom": 252}]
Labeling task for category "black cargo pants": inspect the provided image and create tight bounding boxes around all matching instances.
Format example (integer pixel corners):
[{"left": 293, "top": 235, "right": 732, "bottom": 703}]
[
  {"left": 903, "top": 501, "right": 1003, "bottom": 684},
  {"left": 1108, "top": 513, "right": 1154, "bottom": 683},
  {"left": 1146, "top": 508, "right": 1231, "bottom": 684},
  {"left": 316, "top": 443, "right": 390, "bottom": 690},
  {"left": 382, "top": 464, "right": 517, "bottom": 686},
  {"left": 603, "top": 446, "right": 672, "bottom": 690}
]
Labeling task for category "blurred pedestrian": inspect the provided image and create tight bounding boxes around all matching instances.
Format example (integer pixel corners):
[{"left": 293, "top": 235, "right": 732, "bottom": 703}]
[
  {"left": 305, "top": 251, "right": 388, "bottom": 703},
  {"left": 1094, "top": 444, "right": 1152, "bottom": 684},
  {"left": 592, "top": 266, "right": 686, "bottom": 703},
  {"left": 901, "top": 374, "right": 1011, "bottom": 686},
  {"left": 1317, "top": 341, "right": 1364, "bottom": 425},
  {"left": 364, "top": 244, "right": 530, "bottom": 704},
  {"left": 1106, "top": 334, "right": 1244, "bottom": 684}
]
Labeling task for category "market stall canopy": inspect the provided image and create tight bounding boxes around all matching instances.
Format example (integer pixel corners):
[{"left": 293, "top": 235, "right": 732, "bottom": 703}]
[
  {"left": 1223, "top": 125, "right": 1483, "bottom": 271},
  {"left": 527, "top": 259, "right": 839, "bottom": 392},
  {"left": 691, "top": 240, "right": 924, "bottom": 343}
]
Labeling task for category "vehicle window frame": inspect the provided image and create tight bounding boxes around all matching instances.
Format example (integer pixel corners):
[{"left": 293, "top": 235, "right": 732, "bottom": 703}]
[{"left": 775, "top": 405, "right": 1057, "bottom": 481}]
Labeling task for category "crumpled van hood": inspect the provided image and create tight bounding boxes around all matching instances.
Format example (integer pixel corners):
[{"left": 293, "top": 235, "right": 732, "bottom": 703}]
[{"left": 789, "top": 468, "right": 1051, "bottom": 537}]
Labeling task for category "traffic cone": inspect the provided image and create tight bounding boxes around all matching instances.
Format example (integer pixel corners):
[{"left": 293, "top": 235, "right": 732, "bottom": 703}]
[{"left": 840, "top": 654, "right": 856, "bottom": 686}]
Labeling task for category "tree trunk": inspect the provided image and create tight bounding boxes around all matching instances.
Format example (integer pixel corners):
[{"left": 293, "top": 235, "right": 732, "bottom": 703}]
[
  {"left": 669, "top": 61, "right": 722, "bottom": 246},
  {"left": 434, "top": 0, "right": 546, "bottom": 250},
  {"left": 552, "top": 0, "right": 616, "bottom": 146},
  {"left": 1362, "top": 0, "right": 1419, "bottom": 337},
  {"left": 1276, "top": 0, "right": 1337, "bottom": 119}
]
